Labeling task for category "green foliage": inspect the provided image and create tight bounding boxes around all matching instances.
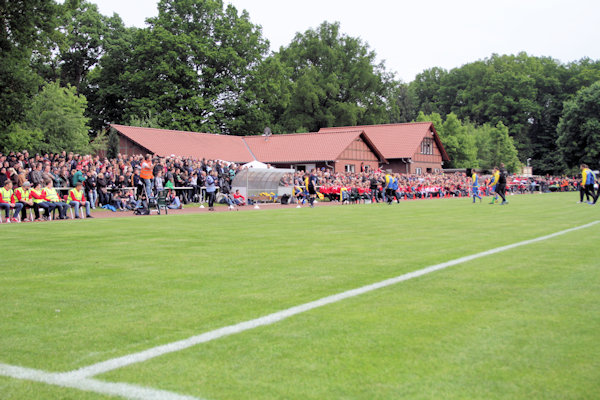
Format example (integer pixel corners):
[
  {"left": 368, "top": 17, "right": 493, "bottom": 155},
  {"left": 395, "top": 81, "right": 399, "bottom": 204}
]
[
  {"left": 89, "top": 128, "right": 108, "bottom": 155},
  {"left": 0, "top": 0, "right": 57, "bottom": 132},
  {"left": 1, "top": 195, "right": 599, "bottom": 400},
  {"left": 106, "top": 128, "right": 120, "bottom": 159},
  {"left": 410, "top": 53, "right": 600, "bottom": 174},
  {"left": 557, "top": 81, "right": 600, "bottom": 169},
  {"left": 1, "top": 123, "right": 44, "bottom": 153},
  {"left": 417, "top": 111, "right": 477, "bottom": 169},
  {"left": 488, "top": 121, "right": 521, "bottom": 172},
  {"left": 276, "top": 21, "right": 393, "bottom": 132},
  {"left": 104, "top": 0, "right": 268, "bottom": 134},
  {"left": 416, "top": 112, "right": 519, "bottom": 172},
  {"left": 1, "top": 81, "right": 91, "bottom": 153}
]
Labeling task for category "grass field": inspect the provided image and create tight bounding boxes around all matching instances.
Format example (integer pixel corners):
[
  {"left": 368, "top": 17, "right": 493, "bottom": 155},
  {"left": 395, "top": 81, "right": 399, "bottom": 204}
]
[{"left": 1, "top": 192, "right": 599, "bottom": 399}]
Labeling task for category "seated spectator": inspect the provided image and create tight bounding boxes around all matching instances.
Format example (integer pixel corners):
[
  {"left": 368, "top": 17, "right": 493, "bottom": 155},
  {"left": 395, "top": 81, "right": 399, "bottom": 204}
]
[
  {"left": 43, "top": 179, "right": 70, "bottom": 220},
  {"left": 0, "top": 180, "right": 23, "bottom": 223},
  {"left": 167, "top": 189, "right": 183, "bottom": 209},
  {"left": 68, "top": 181, "right": 93, "bottom": 218},
  {"left": 15, "top": 181, "right": 35, "bottom": 221},
  {"left": 233, "top": 189, "right": 245, "bottom": 205},
  {"left": 30, "top": 181, "right": 55, "bottom": 220}
]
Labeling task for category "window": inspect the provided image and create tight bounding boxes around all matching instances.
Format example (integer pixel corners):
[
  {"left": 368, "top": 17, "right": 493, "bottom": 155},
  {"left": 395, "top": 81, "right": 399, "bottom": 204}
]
[
  {"left": 421, "top": 138, "right": 433, "bottom": 155},
  {"left": 426, "top": 168, "right": 432, "bottom": 173},
  {"left": 415, "top": 167, "right": 422, "bottom": 175},
  {"left": 345, "top": 164, "right": 355, "bottom": 173}
]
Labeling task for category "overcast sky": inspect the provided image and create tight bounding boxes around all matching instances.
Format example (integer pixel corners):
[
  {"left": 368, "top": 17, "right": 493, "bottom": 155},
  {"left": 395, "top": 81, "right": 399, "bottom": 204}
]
[{"left": 92, "top": 0, "right": 600, "bottom": 82}]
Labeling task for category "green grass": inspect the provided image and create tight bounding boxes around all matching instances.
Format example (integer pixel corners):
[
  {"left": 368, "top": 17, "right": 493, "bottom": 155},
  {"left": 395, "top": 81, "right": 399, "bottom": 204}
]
[{"left": 1, "top": 192, "right": 599, "bottom": 399}]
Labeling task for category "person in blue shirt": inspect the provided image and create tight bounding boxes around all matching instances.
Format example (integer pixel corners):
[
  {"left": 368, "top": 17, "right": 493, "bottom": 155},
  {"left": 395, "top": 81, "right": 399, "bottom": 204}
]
[
  {"left": 205, "top": 170, "right": 217, "bottom": 211},
  {"left": 471, "top": 170, "right": 482, "bottom": 203},
  {"left": 385, "top": 171, "right": 399, "bottom": 204}
]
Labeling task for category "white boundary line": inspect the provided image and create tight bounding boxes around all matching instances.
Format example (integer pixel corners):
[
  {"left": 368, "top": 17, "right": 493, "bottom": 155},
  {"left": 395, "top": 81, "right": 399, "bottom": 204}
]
[
  {"left": 63, "top": 220, "right": 600, "bottom": 380},
  {"left": 0, "top": 363, "right": 203, "bottom": 400}
]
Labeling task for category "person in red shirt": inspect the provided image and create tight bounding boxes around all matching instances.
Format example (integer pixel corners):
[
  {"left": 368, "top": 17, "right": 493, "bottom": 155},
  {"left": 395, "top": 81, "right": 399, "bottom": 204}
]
[{"left": 233, "top": 189, "right": 246, "bottom": 206}]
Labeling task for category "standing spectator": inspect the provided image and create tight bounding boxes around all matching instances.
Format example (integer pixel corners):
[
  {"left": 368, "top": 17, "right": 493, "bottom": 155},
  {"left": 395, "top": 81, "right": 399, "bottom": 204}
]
[
  {"left": 84, "top": 169, "right": 97, "bottom": 209},
  {"left": 71, "top": 164, "right": 85, "bottom": 186},
  {"left": 29, "top": 163, "right": 43, "bottom": 187},
  {"left": 140, "top": 154, "right": 154, "bottom": 197},
  {"left": 154, "top": 169, "right": 164, "bottom": 192},
  {"left": 205, "top": 170, "right": 217, "bottom": 211}
]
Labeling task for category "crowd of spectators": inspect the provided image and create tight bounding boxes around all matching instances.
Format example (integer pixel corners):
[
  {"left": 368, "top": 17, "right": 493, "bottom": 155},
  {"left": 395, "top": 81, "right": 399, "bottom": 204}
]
[{"left": 0, "top": 149, "right": 583, "bottom": 222}]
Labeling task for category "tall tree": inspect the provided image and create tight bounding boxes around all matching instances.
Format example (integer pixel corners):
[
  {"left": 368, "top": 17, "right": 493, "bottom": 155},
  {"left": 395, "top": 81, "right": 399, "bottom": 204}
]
[
  {"left": 275, "top": 21, "right": 393, "bottom": 133},
  {"left": 557, "top": 81, "right": 600, "bottom": 170},
  {"left": 0, "top": 0, "right": 57, "bottom": 132},
  {"left": 109, "top": 0, "right": 268, "bottom": 133}
]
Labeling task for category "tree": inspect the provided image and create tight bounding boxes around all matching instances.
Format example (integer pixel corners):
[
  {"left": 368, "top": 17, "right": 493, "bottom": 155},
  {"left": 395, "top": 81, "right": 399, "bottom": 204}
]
[
  {"left": 0, "top": 0, "right": 57, "bottom": 132},
  {"left": 276, "top": 21, "right": 393, "bottom": 133},
  {"left": 557, "top": 81, "right": 600, "bottom": 170},
  {"left": 408, "top": 53, "right": 600, "bottom": 173},
  {"left": 488, "top": 122, "right": 521, "bottom": 173},
  {"left": 84, "top": 15, "right": 138, "bottom": 132},
  {"left": 386, "top": 82, "right": 418, "bottom": 123},
  {"left": 111, "top": 0, "right": 268, "bottom": 133},
  {"left": 416, "top": 112, "right": 477, "bottom": 169},
  {"left": 1, "top": 82, "right": 91, "bottom": 153},
  {"left": 57, "top": 0, "right": 108, "bottom": 91}
]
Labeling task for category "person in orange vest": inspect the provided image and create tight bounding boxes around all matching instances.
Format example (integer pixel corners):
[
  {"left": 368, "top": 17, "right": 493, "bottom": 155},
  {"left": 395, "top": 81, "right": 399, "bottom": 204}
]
[
  {"left": 0, "top": 180, "right": 23, "bottom": 223},
  {"left": 15, "top": 181, "right": 35, "bottom": 221},
  {"left": 69, "top": 181, "right": 93, "bottom": 218},
  {"left": 140, "top": 154, "right": 154, "bottom": 198}
]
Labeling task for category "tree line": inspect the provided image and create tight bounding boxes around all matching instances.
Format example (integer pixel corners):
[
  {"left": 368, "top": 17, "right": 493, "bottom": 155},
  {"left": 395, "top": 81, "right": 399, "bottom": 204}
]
[{"left": 1, "top": 0, "right": 599, "bottom": 173}]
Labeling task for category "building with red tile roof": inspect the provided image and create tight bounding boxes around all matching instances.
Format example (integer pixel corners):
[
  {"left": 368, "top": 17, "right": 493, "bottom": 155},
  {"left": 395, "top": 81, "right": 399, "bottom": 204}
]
[
  {"left": 319, "top": 122, "right": 450, "bottom": 174},
  {"left": 111, "top": 121, "right": 449, "bottom": 173}
]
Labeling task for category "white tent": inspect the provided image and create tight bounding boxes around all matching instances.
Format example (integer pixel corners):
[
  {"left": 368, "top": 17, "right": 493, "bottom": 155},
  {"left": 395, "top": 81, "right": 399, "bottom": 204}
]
[{"left": 242, "top": 160, "right": 269, "bottom": 169}]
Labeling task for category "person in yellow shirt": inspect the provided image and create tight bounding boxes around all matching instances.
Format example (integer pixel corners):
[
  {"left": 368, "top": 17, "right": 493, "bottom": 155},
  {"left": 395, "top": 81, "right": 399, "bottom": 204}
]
[
  {"left": 487, "top": 167, "right": 500, "bottom": 204},
  {"left": 579, "top": 163, "right": 596, "bottom": 204}
]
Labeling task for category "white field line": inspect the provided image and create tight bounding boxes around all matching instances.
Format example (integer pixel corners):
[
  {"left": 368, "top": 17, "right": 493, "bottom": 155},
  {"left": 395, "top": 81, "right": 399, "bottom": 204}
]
[
  {"left": 0, "top": 363, "right": 203, "bottom": 400},
  {"left": 61, "top": 220, "right": 600, "bottom": 380}
]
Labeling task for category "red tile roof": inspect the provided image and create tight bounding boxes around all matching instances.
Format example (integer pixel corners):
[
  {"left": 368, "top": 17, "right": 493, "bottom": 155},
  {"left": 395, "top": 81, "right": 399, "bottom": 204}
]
[
  {"left": 319, "top": 122, "right": 449, "bottom": 161},
  {"left": 111, "top": 124, "right": 254, "bottom": 163},
  {"left": 111, "top": 122, "right": 443, "bottom": 164},
  {"left": 244, "top": 130, "right": 385, "bottom": 163}
]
